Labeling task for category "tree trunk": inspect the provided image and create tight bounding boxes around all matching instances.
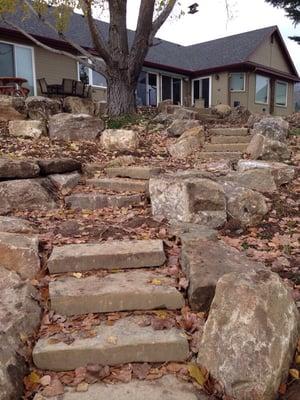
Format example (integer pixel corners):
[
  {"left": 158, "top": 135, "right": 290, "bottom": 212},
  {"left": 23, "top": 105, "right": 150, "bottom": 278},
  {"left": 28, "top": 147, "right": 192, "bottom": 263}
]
[{"left": 107, "top": 74, "right": 136, "bottom": 117}]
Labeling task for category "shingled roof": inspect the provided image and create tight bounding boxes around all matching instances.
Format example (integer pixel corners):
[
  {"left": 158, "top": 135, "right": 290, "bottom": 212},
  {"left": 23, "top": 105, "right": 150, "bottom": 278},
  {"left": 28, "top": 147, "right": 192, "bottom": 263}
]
[{"left": 0, "top": 7, "right": 298, "bottom": 78}]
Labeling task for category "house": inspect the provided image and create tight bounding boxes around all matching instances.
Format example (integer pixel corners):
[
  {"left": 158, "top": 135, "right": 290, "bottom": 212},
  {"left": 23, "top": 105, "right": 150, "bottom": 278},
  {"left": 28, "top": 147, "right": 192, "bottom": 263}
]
[{"left": 0, "top": 8, "right": 299, "bottom": 116}]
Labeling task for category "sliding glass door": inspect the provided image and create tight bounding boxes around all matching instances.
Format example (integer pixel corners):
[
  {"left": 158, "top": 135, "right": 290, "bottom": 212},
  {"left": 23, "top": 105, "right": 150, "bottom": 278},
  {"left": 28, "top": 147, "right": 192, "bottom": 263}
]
[
  {"left": 161, "top": 75, "right": 182, "bottom": 105},
  {"left": 136, "top": 71, "right": 159, "bottom": 106},
  {"left": 0, "top": 43, "right": 14, "bottom": 76},
  {"left": 192, "top": 77, "right": 211, "bottom": 108}
]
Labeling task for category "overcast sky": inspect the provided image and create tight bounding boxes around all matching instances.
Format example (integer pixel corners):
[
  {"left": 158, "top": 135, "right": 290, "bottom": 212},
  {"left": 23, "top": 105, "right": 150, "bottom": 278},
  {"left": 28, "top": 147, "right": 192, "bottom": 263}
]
[{"left": 124, "top": 0, "right": 300, "bottom": 73}]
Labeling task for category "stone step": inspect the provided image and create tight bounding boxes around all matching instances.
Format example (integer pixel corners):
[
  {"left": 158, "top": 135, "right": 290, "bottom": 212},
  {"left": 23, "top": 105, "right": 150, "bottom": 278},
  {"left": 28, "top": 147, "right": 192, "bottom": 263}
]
[
  {"left": 50, "top": 270, "right": 184, "bottom": 316},
  {"left": 48, "top": 240, "right": 166, "bottom": 274},
  {"left": 198, "top": 152, "right": 242, "bottom": 161},
  {"left": 43, "top": 376, "right": 202, "bottom": 400},
  {"left": 211, "top": 135, "right": 251, "bottom": 144},
  {"left": 33, "top": 316, "right": 189, "bottom": 371},
  {"left": 65, "top": 193, "right": 143, "bottom": 210},
  {"left": 106, "top": 166, "right": 162, "bottom": 180},
  {"left": 203, "top": 143, "right": 248, "bottom": 152},
  {"left": 86, "top": 177, "right": 148, "bottom": 193},
  {"left": 209, "top": 127, "right": 249, "bottom": 136}
]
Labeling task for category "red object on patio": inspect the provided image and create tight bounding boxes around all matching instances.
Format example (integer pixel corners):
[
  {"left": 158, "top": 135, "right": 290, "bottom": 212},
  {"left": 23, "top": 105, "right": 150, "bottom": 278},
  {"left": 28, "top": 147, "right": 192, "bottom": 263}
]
[{"left": 0, "top": 77, "right": 30, "bottom": 97}]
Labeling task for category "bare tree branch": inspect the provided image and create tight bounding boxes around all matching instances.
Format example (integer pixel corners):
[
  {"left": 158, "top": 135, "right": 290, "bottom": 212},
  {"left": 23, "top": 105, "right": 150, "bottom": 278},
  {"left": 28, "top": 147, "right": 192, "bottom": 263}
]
[{"left": 149, "top": 0, "right": 176, "bottom": 43}]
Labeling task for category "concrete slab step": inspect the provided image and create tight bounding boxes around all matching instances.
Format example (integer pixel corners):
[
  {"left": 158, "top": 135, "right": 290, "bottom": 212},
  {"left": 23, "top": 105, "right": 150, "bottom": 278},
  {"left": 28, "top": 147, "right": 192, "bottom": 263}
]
[
  {"left": 33, "top": 316, "right": 189, "bottom": 371},
  {"left": 197, "top": 152, "right": 242, "bottom": 161},
  {"left": 203, "top": 143, "right": 247, "bottom": 152},
  {"left": 50, "top": 270, "right": 184, "bottom": 316},
  {"left": 86, "top": 177, "right": 148, "bottom": 193},
  {"left": 211, "top": 135, "right": 251, "bottom": 144},
  {"left": 209, "top": 127, "right": 248, "bottom": 136},
  {"left": 106, "top": 166, "right": 162, "bottom": 180},
  {"left": 65, "top": 193, "right": 142, "bottom": 210},
  {"left": 48, "top": 240, "right": 166, "bottom": 274},
  {"left": 42, "top": 376, "right": 203, "bottom": 400}
]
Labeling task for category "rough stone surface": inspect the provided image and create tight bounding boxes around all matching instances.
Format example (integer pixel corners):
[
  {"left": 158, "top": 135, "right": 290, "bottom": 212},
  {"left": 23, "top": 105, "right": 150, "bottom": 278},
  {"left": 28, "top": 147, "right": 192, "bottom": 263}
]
[
  {"left": 236, "top": 160, "right": 296, "bottom": 186},
  {"left": 65, "top": 193, "right": 142, "bottom": 210},
  {"left": 63, "top": 97, "right": 94, "bottom": 115},
  {"left": 223, "top": 182, "right": 270, "bottom": 226},
  {"left": 209, "top": 127, "right": 248, "bottom": 136},
  {"left": 195, "top": 160, "right": 233, "bottom": 176},
  {"left": 168, "top": 127, "right": 205, "bottom": 158},
  {"left": 0, "top": 158, "right": 40, "bottom": 179},
  {"left": 0, "top": 232, "right": 40, "bottom": 279},
  {"left": 212, "top": 104, "right": 232, "bottom": 117},
  {"left": 167, "top": 119, "right": 201, "bottom": 137},
  {"left": 253, "top": 116, "right": 289, "bottom": 141},
  {"left": 173, "top": 108, "right": 199, "bottom": 120},
  {"left": 49, "top": 172, "right": 81, "bottom": 192},
  {"left": 203, "top": 143, "right": 248, "bottom": 152},
  {"left": 149, "top": 175, "right": 226, "bottom": 228},
  {"left": 100, "top": 129, "right": 139, "bottom": 152},
  {"left": 0, "top": 96, "right": 26, "bottom": 121},
  {"left": 48, "top": 239, "right": 166, "bottom": 274},
  {"left": 33, "top": 316, "right": 189, "bottom": 371},
  {"left": 153, "top": 112, "right": 175, "bottom": 125},
  {"left": 157, "top": 99, "right": 173, "bottom": 113},
  {"left": 35, "top": 376, "right": 205, "bottom": 400},
  {"left": 170, "top": 223, "right": 218, "bottom": 243},
  {"left": 246, "top": 113, "right": 266, "bottom": 129},
  {"left": 181, "top": 239, "right": 263, "bottom": 311},
  {"left": 49, "top": 113, "right": 104, "bottom": 141},
  {"left": 105, "top": 155, "right": 137, "bottom": 168},
  {"left": 8, "top": 120, "right": 46, "bottom": 139},
  {"left": 38, "top": 158, "right": 81, "bottom": 175},
  {"left": 197, "top": 269, "right": 299, "bottom": 400},
  {"left": 0, "top": 216, "right": 36, "bottom": 234},
  {"left": 50, "top": 270, "right": 184, "bottom": 316},
  {"left": 25, "top": 96, "right": 61, "bottom": 120},
  {"left": 211, "top": 135, "right": 251, "bottom": 144},
  {"left": 0, "top": 268, "right": 40, "bottom": 400},
  {"left": 246, "top": 134, "right": 291, "bottom": 161},
  {"left": 87, "top": 177, "right": 148, "bottom": 193},
  {"left": 0, "top": 179, "right": 56, "bottom": 214},
  {"left": 93, "top": 101, "right": 107, "bottom": 117},
  {"left": 221, "top": 169, "right": 278, "bottom": 194},
  {"left": 107, "top": 166, "right": 162, "bottom": 180}
]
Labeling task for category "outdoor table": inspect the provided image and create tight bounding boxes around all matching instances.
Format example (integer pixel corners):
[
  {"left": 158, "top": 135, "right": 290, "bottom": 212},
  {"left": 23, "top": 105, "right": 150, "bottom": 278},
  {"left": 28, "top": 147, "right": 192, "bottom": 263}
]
[{"left": 0, "top": 77, "right": 29, "bottom": 97}]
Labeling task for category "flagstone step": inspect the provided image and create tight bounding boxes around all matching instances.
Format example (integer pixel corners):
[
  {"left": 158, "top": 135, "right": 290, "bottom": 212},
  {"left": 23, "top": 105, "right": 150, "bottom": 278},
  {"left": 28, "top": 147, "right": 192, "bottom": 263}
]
[
  {"left": 65, "top": 193, "right": 143, "bottom": 210},
  {"left": 50, "top": 270, "right": 185, "bottom": 316},
  {"left": 209, "top": 127, "right": 249, "bottom": 136},
  {"left": 48, "top": 240, "right": 166, "bottom": 274},
  {"left": 197, "top": 151, "right": 242, "bottom": 161},
  {"left": 204, "top": 143, "right": 247, "bottom": 152},
  {"left": 86, "top": 177, "right": 148, "bottom": 193},
  {"left": 106, "top": 166, "right": 162, "bottom": 180},
  {"left": 33, "top": 316, "right": 189, "bottom": 371},
  {"left": 211, "top": 135, "right": 251, "bottom": 144},
  {"left": 41, "top": 375, "right": 203, "bottom": 400}
]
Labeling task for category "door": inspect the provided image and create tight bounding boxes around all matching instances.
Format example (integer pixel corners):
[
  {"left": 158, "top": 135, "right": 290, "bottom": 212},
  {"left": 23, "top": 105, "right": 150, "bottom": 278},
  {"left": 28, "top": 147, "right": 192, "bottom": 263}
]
[
  {"left": 0, "top": 43, "right": 15, "bottom": 76},
  {"left": 193, "top": 77, "right": 211, "bottom": 108},
  {"left": 15, "top": 45, "right": 35, "bottom": 95},
  {"left": 147, "top": 73, "right": 158, "bottom": 106}
]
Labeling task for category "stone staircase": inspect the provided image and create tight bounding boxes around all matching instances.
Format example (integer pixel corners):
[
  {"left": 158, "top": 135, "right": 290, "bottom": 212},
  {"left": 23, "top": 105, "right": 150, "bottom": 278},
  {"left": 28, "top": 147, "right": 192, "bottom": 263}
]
[{"left": 199, "top": 127, "right": 252, "bottom": 161}]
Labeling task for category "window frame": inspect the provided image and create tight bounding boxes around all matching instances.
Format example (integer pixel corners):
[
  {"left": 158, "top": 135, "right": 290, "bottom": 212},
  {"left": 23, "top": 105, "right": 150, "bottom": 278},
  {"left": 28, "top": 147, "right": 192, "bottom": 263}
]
[
  {"left": 229, "top": 72, "right": 246, "bottom": 92},
  {"left": 275, "top": 80, "right": 288, "bottom": 108},
  {"left": 0, "top": 40, "right": 37, "bottom": 95},
  {"left": 191, "top": 76, "right": 212, "bottom": 108},
  {"left": 255, "top": 74, "right": 270, "bottom": 105},
  {"left": 160, "top": 74, "right": 183, "bottom": 105},
  {"left": 77, "top": 59, "right": 107, "bottom": 89}
]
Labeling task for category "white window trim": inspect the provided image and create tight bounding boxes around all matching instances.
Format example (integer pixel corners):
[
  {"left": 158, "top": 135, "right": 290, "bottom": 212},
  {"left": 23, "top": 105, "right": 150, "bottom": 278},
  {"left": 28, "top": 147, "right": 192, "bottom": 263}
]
[
  {"left": 275, "top": 80, "right": 288, "bottom": 108},
  {"left": 191, "top": 76, "right": 212, "bottom": 108},
  {"left": 160, "top": 74, "right": 183, "bottom": 106},
  {"left": 229, "top": 72, "right": 246, "bottom": 92},
  {"left": 77, "top": 59, "right": 107, "bottom": 89},
  {"left": 255, "top": 74, "right": 270, "bottom": 105},
  {"left": 0, "top": 40, "right": 37, "bottom": 95},
  {"left": 146, "top": 72, "right": 160, "bottom": 107}
]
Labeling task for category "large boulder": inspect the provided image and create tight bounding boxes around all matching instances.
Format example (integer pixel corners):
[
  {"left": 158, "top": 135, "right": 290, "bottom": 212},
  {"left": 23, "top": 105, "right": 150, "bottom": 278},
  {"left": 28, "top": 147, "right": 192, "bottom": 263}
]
[
  {"left": 63, "top": 96, "right": 94, "bottom": 115},
  {"left": 37, "top": 158, "right": 81, "bottom": 175},
  {"left": 8, "top": 120, "right": 46, "bottom": 139},
  {"left": 49, "top": 113, "right": 104, "bottom": 141},
  {"left": 0, "top": 158, "right": 40, "bottom": 179},
  {"left": 173, "top": 107, "right": 199, "bottom": 120},
  {"left": 100, "top": 129, "right": 140, "bottom": 152},
  {"left": 181, "top": 239, "right": 263, "bottom": 311},
  {"left": 0, "top": 179, "right": 56, "bottom": 213},
  {"left": 48, "top": 172, "right": 81, "bottom": 193},
  {"left": 246, "top": 113, "right": 267, "bottom": 129},
  {"left": 212, "top": 104, "right": 232, "bottom": 118},
  {"left": 157, "top": 99, "right": 173, "bottom": 113},
  {"left": 0, "top": 268, "right": 40, "bottom": 400},
  {"left": 167, "top": 119, "right": 202, "bottom": 137},
  {"left": 253, "top": 116, "right": 289, "bottom": 141},
  {"left": 236, "top": 160, "right": 295, "bottom": 186},
  {"left": 25, "top": 96, "right": 61, "bottom": 121},
  {"left": 0, "top": 233, "right": 40, "bottom": 279},
  {"left": 246, "top": 134, "right": 291, "bottom": 161},
  {"left": 149, "top": 174, "right": 226, "bottom": 228},
  {"left": 197, "top": 269, "right": 299, "bottom": 400},
  {"left": 220, "top": 169, "right": 278, "bottom": 194},
  {"left": 0, "top": 216, "right": 36, "bottom": 234},
  {"left": 168, "top": 127, "right": 205, "bottom": 158}
]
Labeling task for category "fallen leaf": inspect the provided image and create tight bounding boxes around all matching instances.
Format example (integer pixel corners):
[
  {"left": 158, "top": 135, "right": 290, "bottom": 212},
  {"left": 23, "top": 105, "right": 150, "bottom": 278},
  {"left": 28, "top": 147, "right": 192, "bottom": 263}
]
[
  {"left": 76, "top": 382, "right": 89, "bottom": 392},
  {"left": 188, "top": 364, "right": 207, "bottom": 386},
  {"left": 72, "top": 272, "right": 83, "bottom": 279},
  {"left": 151, "top": 278, "right": 162, "bottom": 286},
  {"left": 132, "top": 363, "right": 151, "bottom": 380},
  {"left": 289, "top": 369, "right": 299, "bottom": 379},
  {"left": 42, "top": 378, "right": 64, "bottom": 397},
  {"left": 40, "top": 375, "right": 51, "bottom": 386},
  {"left": 107, "top": 335, "right": 118, "bottom": 344}
]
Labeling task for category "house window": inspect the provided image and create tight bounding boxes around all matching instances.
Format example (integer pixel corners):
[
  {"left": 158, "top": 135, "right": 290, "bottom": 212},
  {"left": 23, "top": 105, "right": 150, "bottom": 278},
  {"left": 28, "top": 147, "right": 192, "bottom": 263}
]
[
  {"left": 161, "top": 75, "right": 182, "bottom": 105},
  {"left": 255, "top": 75, "right": 269, "bottom": 104},
  {"left": 78, "top": 61, "right": 107, "bottom": 88},
  {"left": 230, "top": 73, "right": 245, "bottom": 91},
  {"left": 136, "top": 71, "right": 159, "bottom": 106},
  {"left": 275, "top": 81, "right": 288, "bottom": 107},
  {"left": 0, "top": 41, "right": 35, "bottom": 95}
]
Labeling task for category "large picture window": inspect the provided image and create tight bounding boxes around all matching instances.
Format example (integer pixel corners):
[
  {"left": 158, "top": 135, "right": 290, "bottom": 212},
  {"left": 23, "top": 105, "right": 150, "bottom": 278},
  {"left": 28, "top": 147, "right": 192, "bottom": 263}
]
[
  {"left": 275, "top": 81, "right": 288, "bottom": 107},
  {"left": 230, "top": 73, "right": 245, "bottom": 91},
  {"left": 255, "top": 75, "right": 269, "bottom": 104},
  {"left": 78, "top": 61, "right": 107, "bottom": 88}
]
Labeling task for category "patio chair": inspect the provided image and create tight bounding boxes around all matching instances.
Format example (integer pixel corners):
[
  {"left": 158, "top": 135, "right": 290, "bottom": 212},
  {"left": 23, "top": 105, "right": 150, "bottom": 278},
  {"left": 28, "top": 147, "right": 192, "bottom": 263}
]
[
  {"left": 38, "top": 78, "right": 62, "bottom": 96},
  {"left": 74, "top": 80, "right": 85, "bottom": 98},
  {"left": 62, "top": 79, "right": 75, "bottom": 96}
]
